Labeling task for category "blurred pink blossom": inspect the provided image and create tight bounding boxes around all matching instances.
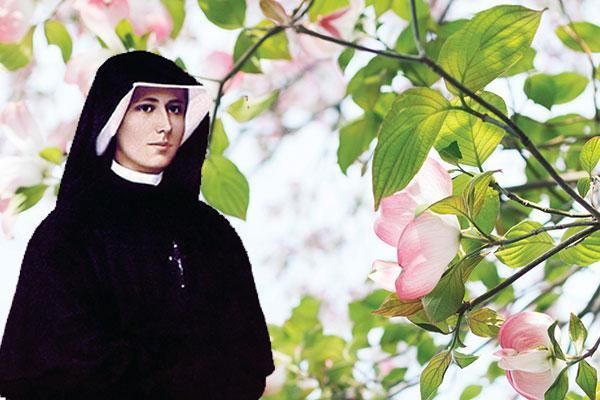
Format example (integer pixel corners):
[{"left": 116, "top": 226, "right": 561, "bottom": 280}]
[
  {"left": 65, "top": 48, "right": 112, "bottom": 95},
  {"left": 296, "top": 0, "right": 362, "bottom": 59},
  {"left": 200, "top": 51, "right": 244, "bottom": 93},
  {"left": 495, "top": 311, "right": 566, "bottom": 400},
  {"left": 73, "top": 0, "right": 129, "bottom": 51},
  {"left": 129, "top": 0, "right": 172, "bottom": 43},
  {"left": 0, "top": 0, "right": 33, "bottom": 43},
  {"left": 0, "top": 102, "right": 62, "bottom": 238},
  {"left": 369, "top": 158, "right": 460, "bottom": 301}
]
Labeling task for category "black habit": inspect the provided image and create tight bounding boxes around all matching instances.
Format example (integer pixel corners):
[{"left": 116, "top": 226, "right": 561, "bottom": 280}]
[{"left": 0, "top": 51, "right": 275, "bottom": 399}]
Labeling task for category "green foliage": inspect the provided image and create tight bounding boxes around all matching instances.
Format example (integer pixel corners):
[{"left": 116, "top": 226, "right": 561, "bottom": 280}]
[
  {"left": 201, "top": 154, "right": 249, "bottom": 219},
  {"left": 545, "top": 367, "right": 569, "bottom": 400},
  {"left": 226, "top": 91, "right": 279, "bottom": 122},
  {"left": 347, "top": 56, "right": 400, "bottom": 110},
  {"left": 421, "top": 263, "right": 464, "bottom": 323},
  {"left": 39, "top": 147, "right": 64, "bottom": 165},
  {"left": 496, "top": 220, "right": 554, "bottom": 268},
  {"left": 44, "top": 21, "right": 72, "bottom": 63},
  {"left": 559, "top": 227, "right": 600, "bottom": 266},
  {"left": 372, "top": 88, "right": 450, "bottom": 209},
  {"left": 14, "top": 184, "right": 48, "bottom": 212},
  {"left": 198, "top": 0, "right": 246, "bottom": 29},
  {"left": 308, "top": 0, "right": 349, "bottom": 22},
  {"left": 467, "top": 308, "right": 504, "bottom": 338},
  {"left": 460, "top": 385, "right": 482, "bottom": 400},
  {"left": 576, "top": 360, "right": 597, "bottom": 400},
  {"left": 208, "top": 119, "right": 230, "bottom": 156},
  {"left": 438, "top": 5, "right": 542, "bottom": 94},
  {"left": 233, "top": 21, "right": 291, "bottom": 73},
  {"left": 580, "top": 136, "right": 600, "bottom": 174},
  {"left": 435, "top": 92, "right": 507, "bottom": 167},
  {"left": 453, "top": 351, "right": 478, "bottom": 369},
  {"left": 0, "top": 27, "right": 34, "bottom": 71},
  {"left": 372, "top": 292, "right": 422, "bottom": 317},
  {"left": 569, "top": 313, "right": 588, "bottom": 355},
  {"left": 556, "top": 22, "right": 600, "bottom": 52},
  {"left": 420, "top": 351, "right": 452, "bottom": 400},
  {"left": 337, "top": 112, "right": 382, "bottom": 174},
  {"left": 161, "top": 0, "right": 186, "bottom": 38},
  {"left": 116, "top": 20, "right": 148, "bottom": 50},
  {"left": 524, "top": 72, "right": 588, "bottom": 109}
]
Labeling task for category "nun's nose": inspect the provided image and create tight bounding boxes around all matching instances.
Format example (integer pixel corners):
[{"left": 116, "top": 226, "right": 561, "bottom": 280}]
[{"left": 155, "top": 107, "right": 172, "bottom": 134}]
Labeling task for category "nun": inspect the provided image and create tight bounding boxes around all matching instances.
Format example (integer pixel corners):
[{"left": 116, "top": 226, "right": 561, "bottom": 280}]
[{"left": 0, "top": 51, "right": 274, "bottom": 399}]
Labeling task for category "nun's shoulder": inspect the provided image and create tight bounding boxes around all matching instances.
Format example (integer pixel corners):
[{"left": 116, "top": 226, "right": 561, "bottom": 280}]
[
  {"left": 192, "top": 201, "right": 245, "bottom": 243},
  {"left": 24, "top": 208, "right": 89, "bottom": 256}
]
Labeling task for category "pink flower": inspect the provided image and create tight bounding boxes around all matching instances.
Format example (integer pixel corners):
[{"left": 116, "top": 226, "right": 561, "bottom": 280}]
[
  {"left": 65, "top": 48, "right": 112, "bottom": 95},
  {"left": 296, "top": 0, "right": 362, "bottom": 59},
  {"left": 129, "top": 0, "right": 172, "bottom": 43},
  {"left": 369, "top": 158, "right": 460, "bottom": 301},
  {"left": 0, "top": 0, "right": 33, "bottom": 43},
  {"left": 495, "top": 312, "right": 566, "bottom": 400},
  {"left": 73, "top": 0, "right": 129, "bottom": 51},
  {"left": 200, "top": 51, "right": 244, "bottom": 94}
]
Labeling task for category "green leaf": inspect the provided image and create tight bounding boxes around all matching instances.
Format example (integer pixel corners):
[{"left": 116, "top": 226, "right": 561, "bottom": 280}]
[
  {"left": 463, "top": 171, "right": 496, "bottom": 218},
  {"left": 422, "top": 264, "right": 464, "bottom": 323},
  {"left": 434, "top": 92, "right": 507, "bottom": 168},
  {"left": 372, "top": 88, "right": 450, "bottom": 209},
  {"left": 556, "top": 22, "right": 600, "bottom": 53},
  {"left": 580, "top": 137, "right": 600, "bottom": 174},
  {"left": 198, "top": 0, "right": 246, "bottom": 29},
  {"left": 391, "top": 0, "right": 430, "bottom": 21},
  {"left": 14, "top": 184, "right": 48, "bottom": 213},
  {"left": 501, "top": 47, "right": 536, "bottom": 76},
  {"left": 438, "top": 141, "right": 463, "bottom": 164},
  {"left": 347, "top": 56, "right": 400, "bottom": 110},
  {"left": 467, "top": 308, "right": 504, "bottom": 338},
  {"left": 382, "top": 367, "right": 408, "bottom": 390},
  {"left": 39, "top": 146, "right": 64, "bottom": 165},
  {"left": 524, "top": 73, "right": 588, "bottom": 110},
  {"left": 429, "top": 195, "right": 467, "bottom": 216},
  {"left": 420, "top": 351, "right": 452, "bottom": 400},
  {"left": 394, "top": 25, "right": 441, "bottom": 87},
  {"left": 438, "top": 5, "right": 542, "bottom": 94},
  {"left": 309, "top": 0, "right": 349, "bottom": 22},
  {"left": 372, "top": 292, "right": 422, "bottom": 317},
  {"left": 226, "top": 91, "right": 278, "bottom": 122},
  {"left": 232, "top": 21, "right": 291, "bottom": 73},
  {"left": 576, "top": 360, "right": 597, "bottom": 400},
  {"left": 460, "top": 385, "right": 482, "bottom": 400},
  {"left": 209, "top": 119, "right": 230, "bottom": 156},
  {"left": 338, "top": 47, "right": 355, "bottom": 71},
  {"left": 337, "top": 112, "right": 381, "bottom": 174},
  {"left": 0, "top": 27, "right": 34, "bottom": 71},
  {"left": 496, "top": 220, "right": 554, "bottom": 268},
  {"left": 545, "top": 367, "right": 569, "bottom": 400},
  {"left": 569, "top": 313, "right": 588, "bottom": 355},
  {"left": 200, "top": 154, "right": 249, "bottom": 220},
  {"left": 578, "top": 177, "right": 591, "bottom": 197},
  {"left": 453, "top": 351, "right": 478, "bottom": 369},
  {"left": 115, "top": 19, "right": 148, "bottom": 50},
  {"left": 548, "top": 321, "right": 566, "bottom": 360},
  {"left": 559, "top": 227, "right": 600, "bottom": 266},
  {"left": 408, "top": 309, "right": 453, "bottom": 334},
  {"left": 44, "top": 20, "right": 72, "bottom": 62},
  {"left": 161, "top": 0, "right": 186, "bottom": 38}
]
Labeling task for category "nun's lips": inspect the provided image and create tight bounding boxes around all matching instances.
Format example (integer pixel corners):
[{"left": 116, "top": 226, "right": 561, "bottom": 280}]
[{"left": 148, "top": 142, "right": 172, "bottom": 148}]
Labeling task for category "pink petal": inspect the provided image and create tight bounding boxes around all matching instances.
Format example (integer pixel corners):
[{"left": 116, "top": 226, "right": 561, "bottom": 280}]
[
  {"left": 0, "top": 101, "right": 44, "bottom": 152},
  {"left": 74, "top": 0, "right": 129, "bottom": 51},
  {"left": 368, "top": 260, "right": 400, "bottom": 292},
  {"left": 406, "top": 157, "right": 452, "bottom": 206},
  {"left": 64, "top": 49, "right": 111, "bottom": 95},
  {"left": 498, "top": 312, "right": 555, "bottom": 352},
  {"left": 374, "top": 192, "right": 417, "bottom": 247},
  {"left": 0, "top": 0, "right": 33, "bottom": 43},
  {"left": 507, "top": 361, "right": 566, "bottom": 400},
  {"left": 395, "top": 212, "right": 460, "bottom": 300},
  {"left": 130, "top": 1, "right": 172, "bottom": 43}
]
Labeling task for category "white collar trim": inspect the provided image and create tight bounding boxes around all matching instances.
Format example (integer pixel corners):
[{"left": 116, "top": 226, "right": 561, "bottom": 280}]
[{"left": 111, "top": 159, "right": 163, "bottom": 186}]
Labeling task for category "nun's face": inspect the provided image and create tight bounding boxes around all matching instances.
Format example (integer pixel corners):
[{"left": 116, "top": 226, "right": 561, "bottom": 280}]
[{"left": 115, "top": 86, "right": 187, "bottom": 173}]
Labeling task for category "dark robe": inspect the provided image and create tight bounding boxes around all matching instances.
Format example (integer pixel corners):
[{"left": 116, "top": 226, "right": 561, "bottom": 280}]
[{"left": 0, "top": 51, "right": 274, "bottom": 399}]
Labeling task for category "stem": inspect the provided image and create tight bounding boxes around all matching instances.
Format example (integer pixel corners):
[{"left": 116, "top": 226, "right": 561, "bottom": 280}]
[
  {"left": 294, "top": 25, "right": 422, "bottom": 62},
  {"left": 437, "top": 0, "right": 456, "bottom": 23},
  {"left": 409, "top": 0, "right": 424, "bottom": 55},
  {"left": 569, "top": 334, "right": 600, "bottom": 366},
  {"left": 493, "top": 221, "right": 596, "bottom": 247},
  {"left": 458, "top": 225, "right": 599, "bottom": 314},
  {"left": 506, "top": 171, "right": 588, "bottom": 192}
]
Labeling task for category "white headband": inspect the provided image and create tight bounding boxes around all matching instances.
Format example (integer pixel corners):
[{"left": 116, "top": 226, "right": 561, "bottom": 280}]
[{"left": 95, "top": 81, "right": 213, "bottom": 156}]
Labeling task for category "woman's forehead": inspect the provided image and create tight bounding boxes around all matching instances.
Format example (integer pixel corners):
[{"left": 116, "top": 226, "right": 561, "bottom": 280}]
[{"left": 131, "top": 86, "right": 187, "bottom": 102}]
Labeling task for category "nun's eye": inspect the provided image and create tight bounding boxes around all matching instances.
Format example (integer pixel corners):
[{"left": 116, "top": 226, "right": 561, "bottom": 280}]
[
  {"left": 168, "top": 104, "right": 183, "bottom": 114},
  {"left": 136, "top": 104, "right": 155, "bottom": 113}
]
